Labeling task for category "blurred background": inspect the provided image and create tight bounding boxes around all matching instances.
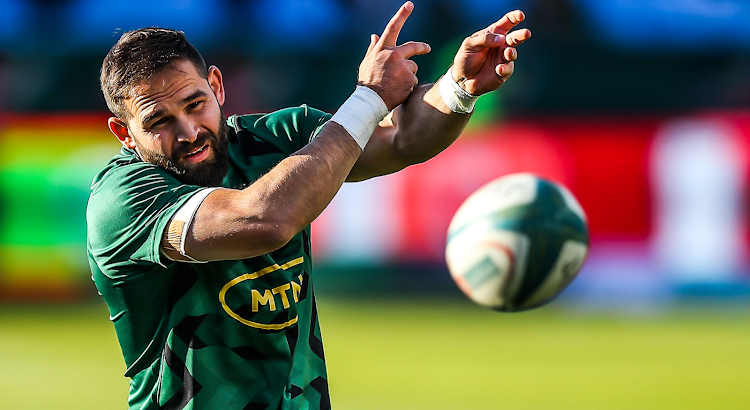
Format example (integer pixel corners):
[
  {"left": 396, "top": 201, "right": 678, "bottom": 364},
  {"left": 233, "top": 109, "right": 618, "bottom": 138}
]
[{"left": 1, "top": 0, "right": 749, "bottom": 409}]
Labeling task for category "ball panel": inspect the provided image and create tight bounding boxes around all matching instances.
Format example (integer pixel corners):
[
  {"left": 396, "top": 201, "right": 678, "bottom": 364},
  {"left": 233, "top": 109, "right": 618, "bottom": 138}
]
[
  {"left": 504, "top": 181, "right": 588, "bottom": 309},
  {"left": 548, "top": 180, "right": 589, "bottom": 244},
  {"left": 557, "top": 183, "right": 587, "bottom": 222},
  {"left": 518, "top": 240, "right": 588, "bottom": 310},
  {"left": 511, "top": 219, "right": 567, "bottom": 308},
  {"left": 446, "top": 220, "right": 530, "bottom": 309},
  {"left": 448, "top": 173, "right": 539, "bottom": 237},
  {"left": 462, "top": 253, "right": 509, "bottom": 308},
  {"left": 557, "top": 217, "right": 590, "bottom": 246}
]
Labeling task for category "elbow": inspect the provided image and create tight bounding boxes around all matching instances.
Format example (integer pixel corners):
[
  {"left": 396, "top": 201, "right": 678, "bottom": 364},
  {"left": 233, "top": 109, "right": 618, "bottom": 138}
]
[
  {"left": 187, "top": 190, "right": 307, "bottom": 261},
  {"left": 392, "top": 145, "right": 429, "bottom": 169},
  {"left": 391, "top": 133, "right": 438, "bottom": 167},
  {"left": 239, "top": 212, "right": 301, "bottom": 255},
  {"left": 260, "top": 221, "right": 298, "bottom": 253},
  {"left": 397, "top": 144, "right": 445, "bottom": 167},
  {"left": 266, "top": 206, "right": 309, "bottom": 251}
]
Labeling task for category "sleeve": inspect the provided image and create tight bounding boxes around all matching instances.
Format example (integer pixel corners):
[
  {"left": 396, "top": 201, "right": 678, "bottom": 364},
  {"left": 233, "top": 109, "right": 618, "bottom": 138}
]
[
  {"left": 236, "top": 105, "right": 332, "bottom": 152},
  {"left": 87, "top": 162, "right": 210, "bottom": 277},
  {"left": 300, "top": 105, "right": 333, "bottom": 146},
  {"left": 162, "top": 187, "right": 219, "bottom": 262}
]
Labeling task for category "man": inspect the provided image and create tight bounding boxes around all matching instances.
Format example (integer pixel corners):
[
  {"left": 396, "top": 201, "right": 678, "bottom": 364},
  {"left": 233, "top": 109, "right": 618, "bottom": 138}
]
[{"left": 87, "top": 2, "right": 530, "bottom": 409}]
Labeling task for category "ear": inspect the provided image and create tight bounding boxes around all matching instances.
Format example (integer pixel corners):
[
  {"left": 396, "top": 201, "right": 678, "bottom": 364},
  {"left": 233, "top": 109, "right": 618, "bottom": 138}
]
[
  {"left": 108, "top": 117, "right": 136, "bottom": 149},
  {"left": 207, "top": 65, "right": 225, "bottom": 106}
]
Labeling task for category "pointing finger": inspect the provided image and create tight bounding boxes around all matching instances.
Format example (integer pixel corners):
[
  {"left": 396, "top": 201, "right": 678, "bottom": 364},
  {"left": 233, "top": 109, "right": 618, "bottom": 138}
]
[
  {"left": 486, "top": 10, "right": 525, "bottom": 35},
  {"left": 380, "top": 1, "right": 414, "bottom": 47}
]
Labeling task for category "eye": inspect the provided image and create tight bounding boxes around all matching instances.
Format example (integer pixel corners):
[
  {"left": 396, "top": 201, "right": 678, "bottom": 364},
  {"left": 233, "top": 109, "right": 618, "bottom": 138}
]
[
  {"left": 187, "top": 100, "right": 203, "bottom": 110},
  {"left": 151, "top": 117, "right": 169, "bottom": 127}
]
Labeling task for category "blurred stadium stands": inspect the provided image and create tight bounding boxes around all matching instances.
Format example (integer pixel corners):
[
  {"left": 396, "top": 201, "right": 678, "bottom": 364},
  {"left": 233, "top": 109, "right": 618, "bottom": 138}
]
[{"left": 0, "top": 0, "right": 749, "bottom": 307}]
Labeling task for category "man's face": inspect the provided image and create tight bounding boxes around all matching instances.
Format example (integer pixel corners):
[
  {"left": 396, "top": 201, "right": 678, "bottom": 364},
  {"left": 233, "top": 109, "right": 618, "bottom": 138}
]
[{"left": 118, "top": 60, "right": 229, "bottom": 186}]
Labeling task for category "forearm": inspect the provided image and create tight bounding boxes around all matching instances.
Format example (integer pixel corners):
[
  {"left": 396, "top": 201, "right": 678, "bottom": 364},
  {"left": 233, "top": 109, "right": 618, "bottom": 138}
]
[
  {"left": 390, "top": 81, "right": 473, "bottom": 164},
  {"left": 186, "top": 122, "right": 361, "bottom": 260},
  {"left": 345, "top": 81, "right": 474, "bottom": 182},
  {"left": 238, "top": 123, "right": 361, "bottom": 231}
]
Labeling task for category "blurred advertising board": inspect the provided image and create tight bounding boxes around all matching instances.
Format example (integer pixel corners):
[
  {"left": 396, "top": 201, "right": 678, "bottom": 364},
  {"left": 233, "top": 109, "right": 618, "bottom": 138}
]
[
  {"left": 0, "top": 114, "right": 117, "bottom": 301},
  {"left": 1, "top": 111, "right": 748, "bottom": 301}
]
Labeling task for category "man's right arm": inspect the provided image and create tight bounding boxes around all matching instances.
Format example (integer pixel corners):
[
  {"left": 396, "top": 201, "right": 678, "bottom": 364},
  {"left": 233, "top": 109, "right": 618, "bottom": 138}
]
[
  {"left": 178, "top": 123, "right": 359, "bottom": 262},
  {"left": 164, "top": 1, "right": 429, "bottom": 262}
]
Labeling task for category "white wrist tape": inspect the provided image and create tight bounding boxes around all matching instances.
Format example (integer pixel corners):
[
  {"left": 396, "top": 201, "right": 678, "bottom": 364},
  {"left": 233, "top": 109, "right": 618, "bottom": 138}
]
[
  {"left": 163, "top": 187, "right": 218, "bottom": 263},
  {"left": 330, "top": 86, "right": 389, "bottom": 150},
  {"left": 438, "top": 66, "right": 479, "bottom": 114}
]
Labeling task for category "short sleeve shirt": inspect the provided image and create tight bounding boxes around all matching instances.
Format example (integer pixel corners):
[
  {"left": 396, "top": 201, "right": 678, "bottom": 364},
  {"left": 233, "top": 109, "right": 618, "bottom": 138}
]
[{"left": 87, "top": 105, "right": 333, "bottom": 410}]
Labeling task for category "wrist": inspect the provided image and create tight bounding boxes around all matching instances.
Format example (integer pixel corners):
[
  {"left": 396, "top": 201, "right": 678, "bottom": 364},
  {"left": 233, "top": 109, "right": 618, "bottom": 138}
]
[
  {"left": 438, "top": 66, "right": 479, "bottom": 114},
  {"left": 330, "top": 86, "right": 390, "bottom": 150}
]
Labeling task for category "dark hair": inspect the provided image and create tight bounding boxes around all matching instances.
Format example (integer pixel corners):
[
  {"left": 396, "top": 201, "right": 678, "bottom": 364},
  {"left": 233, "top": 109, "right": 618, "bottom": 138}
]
[{"left": 100, "top": 27, "right": 208, "bottom": 120}]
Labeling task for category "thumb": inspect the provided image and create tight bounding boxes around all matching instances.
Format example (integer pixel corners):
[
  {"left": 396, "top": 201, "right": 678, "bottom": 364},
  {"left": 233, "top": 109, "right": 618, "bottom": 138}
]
[{"left": 397, "top": 41, "right": 431, "bottom": 58}]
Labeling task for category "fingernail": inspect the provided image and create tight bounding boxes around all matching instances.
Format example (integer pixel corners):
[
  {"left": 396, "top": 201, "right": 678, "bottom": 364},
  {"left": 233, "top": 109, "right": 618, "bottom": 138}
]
[
  {"left": 405, "top": 1, "right": 413, "bottom": 10},
  {"left": 495, "top": 34, "right": 505, "bottom": 44}
]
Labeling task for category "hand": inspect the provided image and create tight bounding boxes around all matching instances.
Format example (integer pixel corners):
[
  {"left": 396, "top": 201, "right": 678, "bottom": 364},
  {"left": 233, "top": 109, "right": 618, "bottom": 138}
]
[
  {"left": 357, "top": 1, "right": 431, "bottom": 111},
  {"left": 452, "top": 10, "right": 532, "bottom": 96}
]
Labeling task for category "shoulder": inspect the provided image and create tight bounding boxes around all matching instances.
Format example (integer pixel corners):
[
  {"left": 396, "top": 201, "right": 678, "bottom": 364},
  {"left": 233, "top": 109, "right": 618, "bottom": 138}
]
[
  {"left": 87, "top": 149, "right": 203, "bottom": 243},
  {"left": 231, "top": 105, "right": 331, "bottom": 131},
  {"left": 89, "top": 149, "right": 182, "bottom": 210},
  {"left": 230, "top": 105, "right": 332, "bottom": 147},
  {"left": 87, "top": 150, "right": 210, "bottom": 271}
]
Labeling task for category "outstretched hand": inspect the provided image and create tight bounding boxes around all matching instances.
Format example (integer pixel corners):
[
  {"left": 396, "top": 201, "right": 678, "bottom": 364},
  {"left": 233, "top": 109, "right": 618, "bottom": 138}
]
[
  {"left": 358, "top": 1, "right": 431, "bottom": 111},
  {"left": 452, "top": 10, "right": 531, "bottom": 96}
]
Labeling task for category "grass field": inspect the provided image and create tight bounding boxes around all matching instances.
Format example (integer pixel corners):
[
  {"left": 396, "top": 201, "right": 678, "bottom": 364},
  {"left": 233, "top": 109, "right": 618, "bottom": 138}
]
[{"left": 1, "top": 299, "right": 748, "bottom": 410}]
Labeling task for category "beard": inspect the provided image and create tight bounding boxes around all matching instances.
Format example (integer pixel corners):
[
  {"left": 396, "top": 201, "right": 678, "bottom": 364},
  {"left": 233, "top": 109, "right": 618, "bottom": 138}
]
[{"left": 135, "top": 113, "right": 230, "bottom": 187}]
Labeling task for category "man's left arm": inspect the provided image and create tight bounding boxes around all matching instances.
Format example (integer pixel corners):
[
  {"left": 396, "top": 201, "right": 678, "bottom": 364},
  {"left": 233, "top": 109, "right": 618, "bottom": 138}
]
[{"left": 347, "top": 10, "right": 531, "bottom": 182}]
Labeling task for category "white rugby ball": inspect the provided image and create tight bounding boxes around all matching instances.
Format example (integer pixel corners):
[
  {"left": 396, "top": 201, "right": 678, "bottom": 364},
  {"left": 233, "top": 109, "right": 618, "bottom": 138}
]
[{"left": 446, "top": 173, "right": 589, "bottom": 311}]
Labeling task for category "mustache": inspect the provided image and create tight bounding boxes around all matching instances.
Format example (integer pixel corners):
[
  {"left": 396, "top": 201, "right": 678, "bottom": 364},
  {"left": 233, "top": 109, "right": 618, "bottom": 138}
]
[{"left": 172, "top": 132, "right": 218, "bottom": 159}]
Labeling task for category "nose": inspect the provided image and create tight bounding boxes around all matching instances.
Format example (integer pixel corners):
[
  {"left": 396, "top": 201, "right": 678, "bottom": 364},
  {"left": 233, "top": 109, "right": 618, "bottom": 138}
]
[{"left": 175, "top": 117, "right": 200, "bottom": 144}]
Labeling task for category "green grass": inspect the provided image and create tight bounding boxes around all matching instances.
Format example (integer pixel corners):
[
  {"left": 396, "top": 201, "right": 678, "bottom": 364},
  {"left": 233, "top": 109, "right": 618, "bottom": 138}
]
[{"left": 1, "top": 299, "right": 748, "bottom": 410}]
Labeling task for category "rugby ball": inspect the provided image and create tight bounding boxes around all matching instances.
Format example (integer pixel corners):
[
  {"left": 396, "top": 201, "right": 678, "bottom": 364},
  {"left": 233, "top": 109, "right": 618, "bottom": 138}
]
[{"left": 446, "top": 173, "right": 589, "bottom": 311}]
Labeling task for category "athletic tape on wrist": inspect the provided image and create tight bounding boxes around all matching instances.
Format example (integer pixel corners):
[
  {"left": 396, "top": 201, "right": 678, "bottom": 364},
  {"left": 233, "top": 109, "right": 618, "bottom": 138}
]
[
  {"left": 330, "top": 86, "right": 389, "bottom": 150},
  {"left": 438, "top": 66, "right": 479, "bottom": 114}
]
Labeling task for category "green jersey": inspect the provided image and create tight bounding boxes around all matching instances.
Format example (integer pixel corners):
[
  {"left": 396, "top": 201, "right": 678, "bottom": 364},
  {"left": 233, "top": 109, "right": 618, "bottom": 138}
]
[{"left": 87, "top": 106, "right": 332, "bottom": 410}]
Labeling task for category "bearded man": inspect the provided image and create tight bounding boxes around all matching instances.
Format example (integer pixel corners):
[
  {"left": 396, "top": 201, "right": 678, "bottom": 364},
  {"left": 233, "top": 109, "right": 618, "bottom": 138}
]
[{"left": 87, "top": 3, "right": 530, "bottom": 409}]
